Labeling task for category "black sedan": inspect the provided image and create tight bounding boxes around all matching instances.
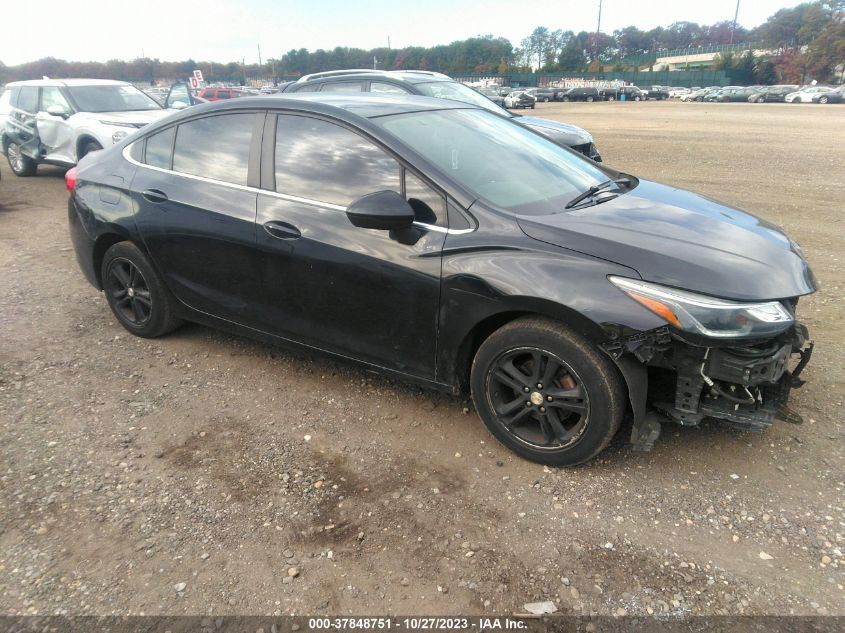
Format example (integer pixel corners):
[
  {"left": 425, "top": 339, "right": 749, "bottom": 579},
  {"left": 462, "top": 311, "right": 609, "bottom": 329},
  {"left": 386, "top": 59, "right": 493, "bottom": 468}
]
[{"left": 67, "top": 95, "right": 815, "bottom": 466}]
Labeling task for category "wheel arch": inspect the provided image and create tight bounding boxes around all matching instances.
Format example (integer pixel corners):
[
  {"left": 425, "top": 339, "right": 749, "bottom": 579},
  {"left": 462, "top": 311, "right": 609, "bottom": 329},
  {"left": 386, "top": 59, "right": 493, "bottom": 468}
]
[
  {"left": 447, "top": 299, "right": 607, "bottom": 394},
  {"left": 91, "top": 230, "right": 145, "bottom": 289},
  {"left": 75, "top": 134, "right": 101, "bottom": 161}
]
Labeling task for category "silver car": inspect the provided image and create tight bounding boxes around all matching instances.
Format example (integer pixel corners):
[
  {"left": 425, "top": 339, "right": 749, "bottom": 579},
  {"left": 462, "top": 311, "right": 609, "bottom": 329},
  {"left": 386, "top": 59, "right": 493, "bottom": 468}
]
[{"left": 1, "top": 79, "right": 171, "bottom": 176}]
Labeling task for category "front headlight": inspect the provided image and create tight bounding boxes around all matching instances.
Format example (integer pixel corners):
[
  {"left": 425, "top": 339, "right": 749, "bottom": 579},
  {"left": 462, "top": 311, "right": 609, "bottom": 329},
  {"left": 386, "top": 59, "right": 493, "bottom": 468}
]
[{"left": 609, "top": 276, "right": 794, "bottom": 339}]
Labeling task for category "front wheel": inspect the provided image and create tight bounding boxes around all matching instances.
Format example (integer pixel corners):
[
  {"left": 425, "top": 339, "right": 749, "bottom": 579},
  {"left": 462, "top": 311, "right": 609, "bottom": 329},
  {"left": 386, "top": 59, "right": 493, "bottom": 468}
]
[
  {"left": 819, "top": 96, "right": 829, "bottom": 104},
  {"left": 6, "top": 141, "right": 37, "bottom": 176},
  {"left": 586, "top": 96, "right": 594, "bottom": 102},
  {"left": 101, "top": 242, "right": 182, "bottom": 338},
  {"left": 562, "top": 97, "right": 570, "bottom": 102},
  {"left": 470, "top": 317, "right": 625, "bottom": 466}
]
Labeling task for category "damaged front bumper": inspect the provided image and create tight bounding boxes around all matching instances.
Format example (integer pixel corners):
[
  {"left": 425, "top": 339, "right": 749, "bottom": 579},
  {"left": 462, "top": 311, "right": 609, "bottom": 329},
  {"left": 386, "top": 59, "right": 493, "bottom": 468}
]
[{"left": 603, "top": 322, "right": 814, "bottom": 451}]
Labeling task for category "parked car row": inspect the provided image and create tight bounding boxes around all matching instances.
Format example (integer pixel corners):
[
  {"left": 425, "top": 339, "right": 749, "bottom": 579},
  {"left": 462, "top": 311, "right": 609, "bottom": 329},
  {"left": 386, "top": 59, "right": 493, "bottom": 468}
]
[{"left": 681, "top": 84, "right": 843, "bottom": 104}]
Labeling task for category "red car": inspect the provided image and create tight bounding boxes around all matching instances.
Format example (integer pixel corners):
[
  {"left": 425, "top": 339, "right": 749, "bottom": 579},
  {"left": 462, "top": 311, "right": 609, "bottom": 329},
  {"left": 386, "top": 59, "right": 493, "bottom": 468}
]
[{"left": 198, "top": 88, "right": 243, "bottom": 101}]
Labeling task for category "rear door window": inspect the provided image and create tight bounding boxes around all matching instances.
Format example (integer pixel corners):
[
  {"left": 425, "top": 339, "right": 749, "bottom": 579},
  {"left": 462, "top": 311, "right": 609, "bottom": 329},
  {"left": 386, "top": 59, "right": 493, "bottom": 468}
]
[
  {"left": 17, "top": 87, "right": 39, "bottom": 113},
  {"left": 320, "top": 81, "right": 365, "bottom": 93},
  {"left": 172, "top": 113, "right": 257, "bottom": 185},
  {"left": 274, "top": 114, "right": 399, "bottom": 206},
  {"left": 370, "top": 82, "right": 409, "bottom": 95}
]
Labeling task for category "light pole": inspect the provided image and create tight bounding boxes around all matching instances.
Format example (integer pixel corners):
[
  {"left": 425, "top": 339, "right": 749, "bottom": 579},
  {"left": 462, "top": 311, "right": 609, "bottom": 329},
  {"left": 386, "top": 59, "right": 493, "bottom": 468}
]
[{"left": 730, "top": 0, "right": 741, "bottom": 45}]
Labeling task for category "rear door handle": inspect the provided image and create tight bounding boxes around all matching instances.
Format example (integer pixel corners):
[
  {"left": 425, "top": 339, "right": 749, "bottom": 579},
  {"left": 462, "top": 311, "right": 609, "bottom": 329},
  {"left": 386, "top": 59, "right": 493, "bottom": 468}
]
[
  {"left": 142, "top": 189, "right": 168, "bottom": 203},
  {"left": 263, "top": 220, "right": 301, "bottom": 240}
]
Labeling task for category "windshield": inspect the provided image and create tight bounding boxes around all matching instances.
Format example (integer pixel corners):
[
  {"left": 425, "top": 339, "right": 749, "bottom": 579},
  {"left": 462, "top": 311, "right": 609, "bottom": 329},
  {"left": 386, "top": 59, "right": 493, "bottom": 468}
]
[
  {"left": 415, "top": 81, "right": 512, "bottom": 117},
  {"left": 66, "top": 85, "right": 162, "bottom": 112},
  {"left": 376, "top": 108, "right": 609, "bottom": 215}
]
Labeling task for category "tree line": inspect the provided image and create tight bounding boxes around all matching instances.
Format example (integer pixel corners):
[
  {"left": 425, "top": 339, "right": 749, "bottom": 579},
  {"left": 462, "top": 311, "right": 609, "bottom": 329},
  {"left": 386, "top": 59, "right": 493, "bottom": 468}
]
[{"left": 1, "top": 1, "right": 842, "bottom": 85}]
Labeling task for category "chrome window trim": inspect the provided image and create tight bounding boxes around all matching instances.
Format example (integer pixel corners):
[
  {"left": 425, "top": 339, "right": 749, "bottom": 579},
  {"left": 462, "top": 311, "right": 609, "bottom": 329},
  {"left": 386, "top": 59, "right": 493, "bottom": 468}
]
[{"left": 122, "top": 142, "right": 474, "bottom": 234}]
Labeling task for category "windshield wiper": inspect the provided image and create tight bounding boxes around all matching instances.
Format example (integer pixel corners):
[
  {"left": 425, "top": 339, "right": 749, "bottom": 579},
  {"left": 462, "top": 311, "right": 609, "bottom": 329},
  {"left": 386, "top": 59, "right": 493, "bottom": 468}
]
[{"left": 564, "top": 177, "right": 630, "bottom": 209}]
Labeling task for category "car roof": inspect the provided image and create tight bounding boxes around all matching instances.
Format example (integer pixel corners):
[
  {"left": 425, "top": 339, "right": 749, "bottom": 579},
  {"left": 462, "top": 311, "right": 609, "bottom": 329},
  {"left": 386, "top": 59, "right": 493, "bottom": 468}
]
[
  {"left": 5, "top": 78, "right": 131, "bottom": 87},
  {"left": 155, "top": 93, "right": 474, "bottom": 125},
  {"left": 294, "top": 70, "right": 453, "bottom": 87}
]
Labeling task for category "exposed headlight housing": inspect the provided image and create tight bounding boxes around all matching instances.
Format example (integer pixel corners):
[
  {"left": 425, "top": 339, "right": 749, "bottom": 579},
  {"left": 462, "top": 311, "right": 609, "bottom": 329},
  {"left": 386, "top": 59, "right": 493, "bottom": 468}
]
[{"left": 609, "top": 276, "right": 794, "bottom": 339}]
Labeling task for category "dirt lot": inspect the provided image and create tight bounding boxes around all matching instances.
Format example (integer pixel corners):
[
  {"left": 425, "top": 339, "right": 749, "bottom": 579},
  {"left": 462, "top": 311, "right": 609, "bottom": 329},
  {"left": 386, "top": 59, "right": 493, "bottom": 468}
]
[{"left": 0, "top": 101, "right": 843, "bottom": 617}]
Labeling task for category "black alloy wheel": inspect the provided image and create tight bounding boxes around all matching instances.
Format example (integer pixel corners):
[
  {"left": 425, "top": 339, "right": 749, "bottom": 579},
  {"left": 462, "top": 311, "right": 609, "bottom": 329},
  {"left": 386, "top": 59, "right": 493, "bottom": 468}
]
[
  {"left": 471, "top": 317, "right": 625, "bottom": 466},
  {"left": 105, "top": 258, "right": 152, "bottom": 327},
  {"left": 101, "top": 242, "right": 182, "bottom": 338},
  {"left": 486, "top": 347, "right": 589, "bottom": 450}
]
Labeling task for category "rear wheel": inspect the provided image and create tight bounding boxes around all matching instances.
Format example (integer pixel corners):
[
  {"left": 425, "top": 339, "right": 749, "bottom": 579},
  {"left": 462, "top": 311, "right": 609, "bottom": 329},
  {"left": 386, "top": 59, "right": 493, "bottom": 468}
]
[
  {"left": 562, "top": 97, "right": 570, "bottom": 102},
  {"left": 819, "top": 96, "right": 829, "bottom": 104},
  {"left": 101, "top": 242, "right": 182, "bottom": 338},
  {"left": 6, "top": 142, "right": 37, "bottom": 177},
  {"left": 470, "top": 317, "right": 625, "bottom": 466},
  {"left": 586, "top": 96, "right": 594, "bottom": 102}
]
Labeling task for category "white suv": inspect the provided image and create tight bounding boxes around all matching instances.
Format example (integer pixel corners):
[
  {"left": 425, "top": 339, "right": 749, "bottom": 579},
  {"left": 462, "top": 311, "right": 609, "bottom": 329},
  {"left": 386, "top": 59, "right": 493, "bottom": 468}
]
[{"left": 1, "top": 79, "right": 171, "bottom": 176}]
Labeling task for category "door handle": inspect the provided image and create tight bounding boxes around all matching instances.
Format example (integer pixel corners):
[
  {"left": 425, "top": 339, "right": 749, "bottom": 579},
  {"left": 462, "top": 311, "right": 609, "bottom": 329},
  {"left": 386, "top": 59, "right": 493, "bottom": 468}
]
[
  {"left": 263, "top": 220, "right": 301, "bottom": 240},
  {"left": 142, "top": 189, "right": 169, "bottom": 203}
]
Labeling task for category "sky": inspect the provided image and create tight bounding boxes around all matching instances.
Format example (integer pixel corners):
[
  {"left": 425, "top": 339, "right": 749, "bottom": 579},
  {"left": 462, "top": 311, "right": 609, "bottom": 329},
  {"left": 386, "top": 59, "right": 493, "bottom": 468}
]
[{"left": 2, "top": 0, "right": 807, "bottom": 66}]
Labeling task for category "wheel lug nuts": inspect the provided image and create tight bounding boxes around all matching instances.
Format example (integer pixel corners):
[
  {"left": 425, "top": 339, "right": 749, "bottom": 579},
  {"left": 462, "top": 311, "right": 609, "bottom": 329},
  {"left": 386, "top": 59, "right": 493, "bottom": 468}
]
[
  {"left": 539, "top": 406, "right": 546, "bottom": 412},
  {"left": 536, "top": 383, "right": 543, "bottom": 389},
  {"left": 546, "top": 395, "right": 553, "bottom": 402},
  {"left": 523, "top": 387, "right": 530, "bottom": 393},
  {"left": 525, "top": 401, "right": 532, "bottom": 407}
]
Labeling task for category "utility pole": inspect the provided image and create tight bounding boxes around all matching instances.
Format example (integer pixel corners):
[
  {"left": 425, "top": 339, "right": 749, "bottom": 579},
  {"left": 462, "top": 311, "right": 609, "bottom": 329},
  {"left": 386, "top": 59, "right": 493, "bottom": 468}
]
[
  {"left": 258, "top": 44, "right": 262, "bottom": 67},
  {"left": 373, "top": 55, "right": 377, "bottom": 70},
  {"left": 730, "top": 0, "right": 741, "bottom": 44},
  {"left": 388, "top": 36, "right": 391, "bottom": 49},
  {"left": 597, "top": 0, "right": 602, "bottom": 34}
]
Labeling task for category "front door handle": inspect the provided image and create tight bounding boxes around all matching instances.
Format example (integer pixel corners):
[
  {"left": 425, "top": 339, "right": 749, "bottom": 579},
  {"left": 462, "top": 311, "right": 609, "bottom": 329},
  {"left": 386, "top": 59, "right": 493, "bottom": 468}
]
[
  {"left": 142, "top": 189, "right": 169, "bottom": 203},
  {"left": 263, "top": 220, "right": 301, "bottom": 240}
]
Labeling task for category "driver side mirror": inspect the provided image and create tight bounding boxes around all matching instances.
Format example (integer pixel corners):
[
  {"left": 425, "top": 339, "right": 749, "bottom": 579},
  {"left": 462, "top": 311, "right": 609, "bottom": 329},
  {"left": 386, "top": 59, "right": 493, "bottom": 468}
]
[
  {"left": 346, "top": 190, "right": 415, "bottom": 231},
  {"left": 46, "top": 105, "right": 69, "bottom": 119}
]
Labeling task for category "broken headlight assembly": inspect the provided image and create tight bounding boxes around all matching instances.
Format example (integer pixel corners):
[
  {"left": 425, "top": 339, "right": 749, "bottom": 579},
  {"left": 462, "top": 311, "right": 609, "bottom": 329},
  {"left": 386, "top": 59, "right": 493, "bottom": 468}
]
[{"left": 608, "top": 276, "right": 794, "bottom": 339}]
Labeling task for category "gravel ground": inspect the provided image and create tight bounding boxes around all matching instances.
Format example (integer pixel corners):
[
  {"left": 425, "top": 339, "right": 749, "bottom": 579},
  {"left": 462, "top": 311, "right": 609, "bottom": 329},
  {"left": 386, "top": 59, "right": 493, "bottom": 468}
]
[{"left": 0, "top": 101, "right": 843, "bottom": 617}]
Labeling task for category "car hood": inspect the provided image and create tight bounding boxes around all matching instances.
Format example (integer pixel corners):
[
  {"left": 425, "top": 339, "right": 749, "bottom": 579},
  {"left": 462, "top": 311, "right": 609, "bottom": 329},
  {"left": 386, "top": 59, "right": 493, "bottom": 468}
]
[
  {"left": 516, "top": 179, "right": 817, "bottom": 302},
  {"left": 75, "top": 110, "right": 170, "bottom": 127},
  {"left": 515, "top": 116, "right": 592, "bottom": 145}
]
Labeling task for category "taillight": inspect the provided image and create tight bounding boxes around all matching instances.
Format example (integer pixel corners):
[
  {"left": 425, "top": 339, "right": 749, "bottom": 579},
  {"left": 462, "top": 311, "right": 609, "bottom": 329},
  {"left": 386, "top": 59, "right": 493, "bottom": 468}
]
[{"left": 65, "top": 167, "right": 78, "bottom": 192}]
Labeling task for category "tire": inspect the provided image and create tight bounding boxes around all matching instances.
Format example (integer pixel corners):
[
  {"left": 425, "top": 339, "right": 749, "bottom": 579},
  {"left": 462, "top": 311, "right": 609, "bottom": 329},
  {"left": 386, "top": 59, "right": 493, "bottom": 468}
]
[
  {"left": 586, "top": 96, "right": 594, "bottom": 102},
  {"left": 635, "top": 96, "right": 642, "bottom": 101},
  {"left": 543, "top": 97, "right": 550, "bottom": 103},
  {"left": 101, "top": 242, "right": 182, "bottom": 338},
  {"left": 80, "top": 140, "right": 103, "bottom": 159},
  {"left": 607, "top": 95, "right": 615, "bottom": 101},
  {"left": 470, "top": 317, "right": 626, "bottom": 466},
  {"left": 819, "top": 96, "right": 829, "bottom": 104},
  {"left": 562, "top": 97, "right": 570, "bottom": 102},
  {"left": 6, "top": 141, "right": 37, "bottom": 177}
]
